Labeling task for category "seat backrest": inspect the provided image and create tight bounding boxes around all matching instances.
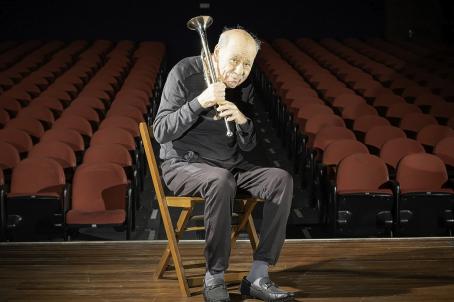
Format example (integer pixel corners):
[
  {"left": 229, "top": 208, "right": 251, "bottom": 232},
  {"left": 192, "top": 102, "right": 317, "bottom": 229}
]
[
  {"left": 83, "top": 144, "right": 132, "bottom": 167},
  {"left": 10, "top": 158, "right": 66, "bottom": 195},
  {"left": 365, "top": 125, "right": 406, "bottom": 149},
  {"left": 305, "top": 113, "right": 345, "bottom": 135},
  {"left": 90, "top": 128, "right": 136, "bottom": 150},
  {"left": 62, "top": 105, "right": 100, "bottom": 124},
  {"left": 40, "top": 128, "right": 85, "bottom": 152},
  {"left": 342, "top": 103, "right": 377, "bottom": 120},
  {"left": 399, "top": 112, "right": 438, "bottom": 133},
  {"left": 0, "top": 128, "right": 33, "bottom": 154},
  {"left": 0, "top": 108, "right": 10, "bottom": 126},
  {"left": 430, "top": 102, "right": 454, "bottom": 119},
  {"left": 139, "top": 122, "right": 167, "bottom": 204},
  {"left": 396, "top": 153, "right": 448, "bottom": 192},
  {"left": 28, "top": 141, "right": 77, "bottom": 168},
  {"left": 353, "top": 114, "right": 390, "bottom": 133},
  {"left": 99, "top": 116, "right": 140, "bottom": 137},
  {"left": 107, "top": 105, "right": 144, "bottom": 123},
  {"left": 380, "top": 137, "right": 425, "bottom": 169},
  {"left": 416, "top": 124, "right": 454, "bottom": 148},
  {"left": 323, "top": 139, "right": 369, "bottom": 166},
  {"left": 373, "top": 93, "right": 405, "bottom": 108},
  {"left": 386, "top": 103, "right": 421, "bottom": 119},
  {"left": 434, "top": 136, "right": 454, "bottom": 167},
  {"left": 313, "top": 126, "right": 356, "bottom": 151},
  {"left": 72, "top": 163, "right": 127, "bottom": 211},
  {"left": 337, "top": 153, "right": 389, "bottom": 193},
  {"left": 0, "top": 141, "right": 20, "bottom": 169},
  {"left": 6, "top": 117, "right": 45, "bottom": 139},
  {"left": 53, "top": 115, "right": 93, "bottom": 137}
]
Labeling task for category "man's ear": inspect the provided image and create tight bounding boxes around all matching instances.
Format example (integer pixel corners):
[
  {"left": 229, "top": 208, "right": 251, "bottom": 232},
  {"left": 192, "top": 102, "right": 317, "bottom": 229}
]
[{"left": 213, "top": 44, "right": 220, "bottom": 61}]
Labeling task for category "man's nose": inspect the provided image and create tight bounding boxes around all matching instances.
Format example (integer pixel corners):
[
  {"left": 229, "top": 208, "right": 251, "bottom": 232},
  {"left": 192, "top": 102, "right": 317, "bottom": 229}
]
[{"left": 234, "top": 63, "right": 244, "bottom": 75}]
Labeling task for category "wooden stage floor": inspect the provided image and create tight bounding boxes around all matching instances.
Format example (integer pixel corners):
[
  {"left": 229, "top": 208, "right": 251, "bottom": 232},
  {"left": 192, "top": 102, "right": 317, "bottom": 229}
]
[{"left": 1, "top": 238, "right": 453, "bottom": 301}]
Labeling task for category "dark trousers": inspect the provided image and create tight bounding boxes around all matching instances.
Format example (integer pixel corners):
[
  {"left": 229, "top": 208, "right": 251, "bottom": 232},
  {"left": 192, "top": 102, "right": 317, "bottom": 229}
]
[{"left": 161, "top": 159, "right": 293, "bottom": 274}]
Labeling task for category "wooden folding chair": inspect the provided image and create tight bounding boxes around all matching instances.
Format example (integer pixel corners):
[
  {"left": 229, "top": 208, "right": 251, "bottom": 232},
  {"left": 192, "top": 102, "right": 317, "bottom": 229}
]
[{"left": 139, "top": 122, "right": 262, "bottom": 297}]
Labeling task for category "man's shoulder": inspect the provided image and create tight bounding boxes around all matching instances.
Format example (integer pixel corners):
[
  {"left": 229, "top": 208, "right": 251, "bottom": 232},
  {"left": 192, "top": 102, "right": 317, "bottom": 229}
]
[{"left": 170, "top": 56, "right": 202, "bottom": 80}]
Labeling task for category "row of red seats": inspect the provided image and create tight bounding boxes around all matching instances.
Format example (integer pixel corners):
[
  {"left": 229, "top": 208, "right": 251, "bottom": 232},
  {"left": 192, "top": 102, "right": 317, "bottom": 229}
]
[
  {"left": 253, "top": 37, "right": 453, "bottom": 237},
  {"left": 0, "top": 40, "right": 166, "bottom": 241}
]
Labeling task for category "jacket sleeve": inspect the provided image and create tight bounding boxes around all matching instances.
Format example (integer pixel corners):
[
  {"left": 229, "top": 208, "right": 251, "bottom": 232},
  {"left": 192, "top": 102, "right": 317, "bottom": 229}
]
[
  {"left": 235, "top": 83, "right": 257, "bottom": 151},
  {"left": 152, "top": 68, "right": 204, "bottom": 144}
]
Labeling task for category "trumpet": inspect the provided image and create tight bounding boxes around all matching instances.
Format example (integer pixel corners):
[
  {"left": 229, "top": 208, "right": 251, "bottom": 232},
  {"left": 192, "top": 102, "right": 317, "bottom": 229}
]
[{"left": 187, "top": 16, "right": 234, "bottom": 137}]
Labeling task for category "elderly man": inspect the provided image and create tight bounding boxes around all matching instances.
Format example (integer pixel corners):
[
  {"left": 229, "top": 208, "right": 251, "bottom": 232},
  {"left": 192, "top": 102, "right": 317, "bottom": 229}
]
[{"left": 153, "top": 27, "right": 294, "bottom": 302}]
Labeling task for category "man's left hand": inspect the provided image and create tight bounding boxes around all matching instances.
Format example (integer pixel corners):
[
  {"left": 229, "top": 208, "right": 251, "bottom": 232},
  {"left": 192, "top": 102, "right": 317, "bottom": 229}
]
[{"left": 216, "top": 100, "right": 248, "bottom": 125}]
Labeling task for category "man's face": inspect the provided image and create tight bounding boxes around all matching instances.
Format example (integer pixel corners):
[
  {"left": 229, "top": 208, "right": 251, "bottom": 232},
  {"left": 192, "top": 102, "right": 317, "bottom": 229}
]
[{"left": 214, "top": 38, "right": 257, "bottom": 88}]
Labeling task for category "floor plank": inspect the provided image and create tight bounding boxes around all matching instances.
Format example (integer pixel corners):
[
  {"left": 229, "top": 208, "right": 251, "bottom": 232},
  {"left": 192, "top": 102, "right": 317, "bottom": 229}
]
[{"left": 1, "top": 238, "right": 453, "bottom": 301}]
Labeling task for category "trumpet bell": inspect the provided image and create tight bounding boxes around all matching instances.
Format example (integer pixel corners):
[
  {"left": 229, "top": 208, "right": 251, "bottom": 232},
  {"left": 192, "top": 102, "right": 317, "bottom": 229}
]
[{"left": 187, "top": 16, "right": 213, "bottom": 31}]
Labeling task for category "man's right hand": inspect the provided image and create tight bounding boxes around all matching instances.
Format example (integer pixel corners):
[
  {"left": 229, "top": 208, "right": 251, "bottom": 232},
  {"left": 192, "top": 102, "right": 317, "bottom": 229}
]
[{"left": 197, "top": 82, "right": 226, "bottom": 108}]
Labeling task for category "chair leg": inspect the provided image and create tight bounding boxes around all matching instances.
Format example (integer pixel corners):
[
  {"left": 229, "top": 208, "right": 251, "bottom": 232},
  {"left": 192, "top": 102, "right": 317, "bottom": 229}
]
[{"left": 155, "top": 207, "right": 193, "bottom": 279}]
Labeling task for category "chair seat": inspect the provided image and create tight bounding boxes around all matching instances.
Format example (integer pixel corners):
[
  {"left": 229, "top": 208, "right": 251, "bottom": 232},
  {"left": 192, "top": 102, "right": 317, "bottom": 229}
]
[{"left": 166, "top": 196, "right": 204, "bottom": 208}]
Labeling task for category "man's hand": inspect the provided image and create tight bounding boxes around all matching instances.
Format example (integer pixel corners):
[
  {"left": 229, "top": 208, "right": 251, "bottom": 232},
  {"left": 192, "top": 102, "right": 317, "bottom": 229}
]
[
  {"left": 197, "top": 82, "right": 226, "bottom": 108},
  {"left": 216, "top": 100, "right": 248, "bottom": 125}
]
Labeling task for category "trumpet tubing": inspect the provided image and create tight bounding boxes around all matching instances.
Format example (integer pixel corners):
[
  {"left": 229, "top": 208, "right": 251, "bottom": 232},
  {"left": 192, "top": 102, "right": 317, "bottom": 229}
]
[{"left": 187, "top": 15, "right": 234, "bottom": 137}]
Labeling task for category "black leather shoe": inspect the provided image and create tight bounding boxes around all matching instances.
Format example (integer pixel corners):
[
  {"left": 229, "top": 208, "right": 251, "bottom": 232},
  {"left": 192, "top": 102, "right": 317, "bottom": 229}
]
[
  {"left": 203, "top": 278, "right": 230, "bottom": 302},
  {"left": 240, "top": 276, "right": 295, "bottom": 301}
]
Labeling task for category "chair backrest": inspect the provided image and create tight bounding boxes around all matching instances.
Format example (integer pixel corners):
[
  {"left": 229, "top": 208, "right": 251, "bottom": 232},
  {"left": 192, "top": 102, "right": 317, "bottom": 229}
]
[
  {"left": 399, "top": 112, "right": 437, "bottom": 133},
  {"left": 386, "top": 102, "right": 421, "bottom": 119},
  {"left": 342, "top": 103, "right": 377, "bottom": 120},
  {"left": 83, "top": 144, "right": 132, "bottom": 167},
  {"left": 18, "top": 105, "right": 55, "bottom": 125},
  {"left": 107, "top": 105, "right": 144, "bottom": 123},
  {"left": 313, "top": 126, "right": 356, "bottom": 151},
  {"left": 365, "top": 125, "right": 406, "bottom": 150},
  {"left": 323, "top": 139, "right": 369, "bottom": 166},
  {"left": 430, "top": 102, "right": 454, "bottom": 120},
  {"left": 337, "top": 153, "right": 389, "bottom": 193},
  {"left": 380, "top": 138, "right": 425, "bottom": 169},
  {"left": 40, "top": 128, "right": 85, "bottom": 152},
  {"left": 416, "top": 124, "right": 454, "bottom": 148},
  {"left": 90, "top": 128, "right": 136, "bottom": 151},
  {"left": 353, "top": 114, "right": 390, "bottom": 133},
  {"left": 72, "top": 163, "right": 127, "bottom": 211},
  {"left": 0, "top": 128, "right": 33, "bottom": 154},
  {"left": 10, "top": 158, "right": 66, "bottom": 195},
  {"left": 6, "top": 117, "right": 45, "bottom": 140},
  {"left": 99, "top": 116, "right": 140, "bottom": 137},
  {"left": 139, "top": 122, "right": 166, "bottom": 204},
  {"left": 396, "top": 153, "right": 449, "bottom": 192},
  {"left": 434, "top": 136, "right": 454, "bottom": 167},
  {"left": 305, "top": 113, "right": 345, "bottom": 135},
  {"left": 0, "top": 141, "right": 20, "bottom": 169},
  {"left": 53, "top": 115, "right": 93, "bottom": 137},
  {"left": 0, "top": 108, "right": 9, "bottom": 127},
  {"left": 28, "top": 141, "right": 77, "bottom": 169}
]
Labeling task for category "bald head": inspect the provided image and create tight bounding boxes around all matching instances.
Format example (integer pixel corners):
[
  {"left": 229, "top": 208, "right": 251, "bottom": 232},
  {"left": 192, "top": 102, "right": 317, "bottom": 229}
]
[{"left": 218, "top": 29, "right": 260, "bottom": 54}]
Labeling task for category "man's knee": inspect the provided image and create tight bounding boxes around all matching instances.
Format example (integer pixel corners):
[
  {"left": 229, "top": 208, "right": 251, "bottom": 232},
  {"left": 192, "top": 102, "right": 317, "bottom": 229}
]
[
  {"left": 206, "top": 169, "right": 237, "bottom": 196},
  {"left": 272, "top": 168, "right": 293, "bottom": 190}
]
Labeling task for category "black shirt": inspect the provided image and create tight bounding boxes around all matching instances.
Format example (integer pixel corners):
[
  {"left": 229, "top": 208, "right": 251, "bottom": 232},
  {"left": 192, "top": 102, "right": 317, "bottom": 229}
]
[{"left": 153, "top": 56, "right": 257, "bottom": 170}]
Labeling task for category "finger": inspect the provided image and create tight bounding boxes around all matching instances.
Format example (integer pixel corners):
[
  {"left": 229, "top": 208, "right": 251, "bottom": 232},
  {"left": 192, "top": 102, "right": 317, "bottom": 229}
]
[
  {"left": 218, "top": 109, "right": 236, "bottom": 118},
  {"left": 226, "top": 116, "right": 236, "bottom": 122},
  {"left": 217, "top": 103, "right": 236, "bottom": 111}
]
